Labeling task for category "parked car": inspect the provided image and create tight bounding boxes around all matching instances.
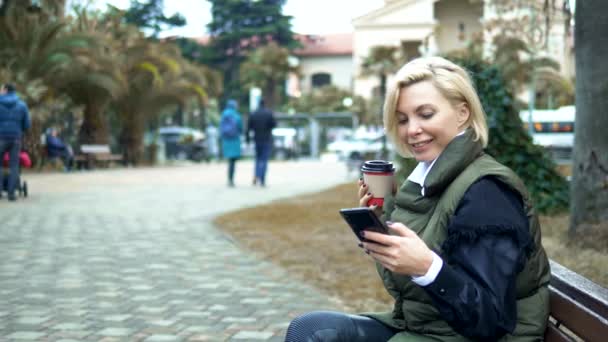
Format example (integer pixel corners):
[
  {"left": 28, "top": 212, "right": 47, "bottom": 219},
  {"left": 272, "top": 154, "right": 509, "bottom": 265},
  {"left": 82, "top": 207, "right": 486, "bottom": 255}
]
[
  {"left": 326, "top": 134, "right": 384, "bottom": 161},
  {"left": 158, "top": 126, "right": 208, "bottom": 162},
  {"left": 327, "top": 133, "right": 394, "bottom": 173},
  {"left": 272, "top": 127, "right": 298, "bottom": 160}
]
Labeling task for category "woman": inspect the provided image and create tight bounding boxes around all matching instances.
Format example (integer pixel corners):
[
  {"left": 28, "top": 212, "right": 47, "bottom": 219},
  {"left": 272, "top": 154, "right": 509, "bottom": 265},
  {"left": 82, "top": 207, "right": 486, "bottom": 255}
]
[
  {"left": 285, "top": 57, "right": 550, "bottom": 341},
  {"left": 219, "top": 99, "right": 243, "bottom": 187}
]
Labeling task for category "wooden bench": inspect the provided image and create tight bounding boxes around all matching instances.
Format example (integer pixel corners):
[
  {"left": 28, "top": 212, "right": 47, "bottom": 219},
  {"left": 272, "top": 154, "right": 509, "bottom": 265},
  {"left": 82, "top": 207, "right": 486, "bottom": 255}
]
[
  {"left": 74, "top": 144, "right": 123, "bottom": 169},
  {"left": 545, "top": 260, "right": 608, "bottom": 341}
]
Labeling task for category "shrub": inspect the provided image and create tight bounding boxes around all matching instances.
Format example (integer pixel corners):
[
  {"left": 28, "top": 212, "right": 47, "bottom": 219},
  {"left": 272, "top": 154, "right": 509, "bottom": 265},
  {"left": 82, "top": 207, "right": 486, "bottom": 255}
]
[{"left": 453, "top": 56, "right": 569, "bottom": 213}]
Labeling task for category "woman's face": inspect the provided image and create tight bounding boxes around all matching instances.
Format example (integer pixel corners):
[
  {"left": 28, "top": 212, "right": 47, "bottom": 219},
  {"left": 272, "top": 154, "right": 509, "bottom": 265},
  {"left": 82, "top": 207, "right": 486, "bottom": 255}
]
[{"left": 395, "top": 80, "right": 469, "bottom": 162}]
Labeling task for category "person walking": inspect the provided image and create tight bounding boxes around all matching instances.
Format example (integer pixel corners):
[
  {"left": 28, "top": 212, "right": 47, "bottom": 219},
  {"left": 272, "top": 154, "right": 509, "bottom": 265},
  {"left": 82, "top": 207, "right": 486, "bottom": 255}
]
[
  {"left": 246, "top": 99, "right": 276, "bottom": 187},
  {"left": 0, "top": 83, "right": 31, "bottom": 201},
  {"left": 219, "top": 99, "right": 243, "bottom": 187}
]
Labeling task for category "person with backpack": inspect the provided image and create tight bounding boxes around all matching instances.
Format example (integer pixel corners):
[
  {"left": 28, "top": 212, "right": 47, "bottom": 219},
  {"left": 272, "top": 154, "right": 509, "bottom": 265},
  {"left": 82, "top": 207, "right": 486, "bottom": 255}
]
[
  {"left": 219, "top": 99, "right": 243, "bottom": 187},
  {"left": 246, "top": 99, "right": 276, "bottom": 187}
]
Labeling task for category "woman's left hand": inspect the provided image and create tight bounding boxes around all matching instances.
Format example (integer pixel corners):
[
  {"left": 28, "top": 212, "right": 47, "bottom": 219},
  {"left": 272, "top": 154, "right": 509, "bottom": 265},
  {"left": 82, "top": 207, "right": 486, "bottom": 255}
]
[{"left": 361, "top": 222, "right": 434, "bottom": 276}]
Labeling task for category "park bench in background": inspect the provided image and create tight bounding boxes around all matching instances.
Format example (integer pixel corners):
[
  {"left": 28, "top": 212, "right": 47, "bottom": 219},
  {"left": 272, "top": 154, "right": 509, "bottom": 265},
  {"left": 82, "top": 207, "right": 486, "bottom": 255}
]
[
  {"left": 545, "top": 260, "right": 608, "bottom": 341},
  {"left": 74, "top": 144, "right": 123, "bottom": 169}
]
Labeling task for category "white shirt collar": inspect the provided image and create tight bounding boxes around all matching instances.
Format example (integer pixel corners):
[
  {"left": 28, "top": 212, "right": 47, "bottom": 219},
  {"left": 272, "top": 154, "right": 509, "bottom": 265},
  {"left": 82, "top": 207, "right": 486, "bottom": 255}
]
[
  {"left": 406, "top": 131, "right": 466, "bottom": 196},
  {"left": 407, "top": 159, "right": 437, "bottom": 196}
]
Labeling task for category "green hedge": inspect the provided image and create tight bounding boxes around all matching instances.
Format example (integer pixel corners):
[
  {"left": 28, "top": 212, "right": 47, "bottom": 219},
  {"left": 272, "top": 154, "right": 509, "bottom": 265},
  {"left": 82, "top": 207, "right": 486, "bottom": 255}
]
[{"left": 394, "top": 57, "right": 569, "bottom": 214}]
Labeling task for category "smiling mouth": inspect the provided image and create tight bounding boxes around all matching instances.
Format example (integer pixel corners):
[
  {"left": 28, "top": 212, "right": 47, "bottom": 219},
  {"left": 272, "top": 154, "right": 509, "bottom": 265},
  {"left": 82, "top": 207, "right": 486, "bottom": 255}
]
[{"left": 410, "top": 140, "right": 432, "bottom": 148}]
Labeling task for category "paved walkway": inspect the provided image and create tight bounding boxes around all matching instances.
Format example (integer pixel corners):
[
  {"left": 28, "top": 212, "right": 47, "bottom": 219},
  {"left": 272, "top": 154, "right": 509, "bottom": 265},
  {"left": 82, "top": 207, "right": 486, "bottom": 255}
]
[{"left": 0, "top": 160, "right": 353, "bottom": 341}]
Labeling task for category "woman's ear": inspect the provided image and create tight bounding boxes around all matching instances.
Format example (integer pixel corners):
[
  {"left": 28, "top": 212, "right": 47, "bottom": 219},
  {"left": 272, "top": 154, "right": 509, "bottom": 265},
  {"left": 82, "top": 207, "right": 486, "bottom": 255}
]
[{"left": 456, "top": 103, "right": 470, "bottom": 128}]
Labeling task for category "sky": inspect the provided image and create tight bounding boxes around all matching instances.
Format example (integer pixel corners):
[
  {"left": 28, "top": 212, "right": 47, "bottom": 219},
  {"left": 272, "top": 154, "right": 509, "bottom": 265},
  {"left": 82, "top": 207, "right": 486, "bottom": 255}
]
[{"left": 89, "top": 0, "right": 385, "bottom": 37}]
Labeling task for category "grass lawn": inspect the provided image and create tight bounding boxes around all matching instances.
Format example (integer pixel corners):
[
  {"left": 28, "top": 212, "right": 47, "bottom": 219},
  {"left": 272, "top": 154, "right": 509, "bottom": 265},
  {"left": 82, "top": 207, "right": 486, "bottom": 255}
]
[{"left": 214, "top": 182, "right": 607, "bottom": 313}]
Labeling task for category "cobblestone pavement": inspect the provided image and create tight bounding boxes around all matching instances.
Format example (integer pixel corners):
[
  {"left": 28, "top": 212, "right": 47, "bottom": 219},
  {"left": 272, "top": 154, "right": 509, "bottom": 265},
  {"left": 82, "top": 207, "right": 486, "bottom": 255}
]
[{"left": 0, "top": 160, "right": 353, "bottom": 341}]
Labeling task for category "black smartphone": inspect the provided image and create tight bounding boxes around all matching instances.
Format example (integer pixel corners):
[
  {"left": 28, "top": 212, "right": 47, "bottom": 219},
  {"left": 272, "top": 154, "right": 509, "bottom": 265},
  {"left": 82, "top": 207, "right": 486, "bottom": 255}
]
[{"left": 339, "top": 207, "right": 389, "bottom": 242}]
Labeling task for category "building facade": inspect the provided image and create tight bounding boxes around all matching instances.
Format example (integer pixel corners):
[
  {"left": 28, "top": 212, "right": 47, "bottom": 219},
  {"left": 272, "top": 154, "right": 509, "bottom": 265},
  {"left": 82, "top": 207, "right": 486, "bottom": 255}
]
[
  {"left": 287, "top": 0, "right": 575, "bottom": 100},
  {"left": 352, "top": 0, "right": 573, "bottom": 99},
  {"left": 195, "top": 0, "right": 574, "bottom": 102},
  {"left": 290, "top": 34, "right": 354, "bottom": 96}
]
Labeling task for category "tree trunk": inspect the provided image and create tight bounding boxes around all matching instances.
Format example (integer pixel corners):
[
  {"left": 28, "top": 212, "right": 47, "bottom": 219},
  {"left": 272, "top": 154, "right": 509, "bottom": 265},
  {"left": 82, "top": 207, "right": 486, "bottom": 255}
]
[
  {"left": 78, "top": 99, "right": 110, "bottom": 145},
  {"left": 570, "top": 0, "right": 608, "bottom": 234},
  {"left": 119, "top": 111, "right": 145, "bottom": 166},
  {"left": 265, "top": 82, "right": 277, "bottom": 109}
]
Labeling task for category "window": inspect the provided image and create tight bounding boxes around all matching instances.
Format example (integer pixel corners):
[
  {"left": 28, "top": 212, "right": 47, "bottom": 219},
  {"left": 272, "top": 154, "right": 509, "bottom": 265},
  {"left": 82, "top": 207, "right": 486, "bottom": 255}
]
[
  {"left": 311, "top": 73, "right": 331, "bottom": 88},
  {"left": 458, "top": 22, "right": 466, "bottom": 41}
]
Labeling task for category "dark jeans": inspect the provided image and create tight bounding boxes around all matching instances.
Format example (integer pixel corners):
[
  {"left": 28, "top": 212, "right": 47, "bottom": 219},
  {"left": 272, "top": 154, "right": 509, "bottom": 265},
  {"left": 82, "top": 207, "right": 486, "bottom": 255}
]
[
  {"left": 48, "top": 148, "right": 73, "bottom": 170},
  {"left": 285, "top": 311, "right": 398, "bottom": 342},
  {"left": 0, "top": 138, "right": 20, "bottom": 196},
  {"left": 227, "top": 157, "right": 238, "bottom": 185},
  {"left": 254, "top": 141, "right": 272, "bottom": 185}
]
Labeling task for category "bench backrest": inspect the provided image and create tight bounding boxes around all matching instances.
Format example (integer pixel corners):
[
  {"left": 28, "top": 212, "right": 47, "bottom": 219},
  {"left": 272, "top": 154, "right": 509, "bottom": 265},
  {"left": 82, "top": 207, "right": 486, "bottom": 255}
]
[
  {"left": 545, "top": 260, "right": 608, "bottom": 341},
  {"left": 80, "top": 144, "right": 111, "bottom": 154}
]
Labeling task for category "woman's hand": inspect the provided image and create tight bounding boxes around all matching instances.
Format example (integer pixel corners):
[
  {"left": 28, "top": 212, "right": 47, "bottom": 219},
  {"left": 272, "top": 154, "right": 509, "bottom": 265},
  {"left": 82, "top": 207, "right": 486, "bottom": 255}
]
[
  {"left": 360, "top": 222, "right": 434, "bottom": 276},
  {"left": 357, "top": 178, "right": 382, "bottom": 216},
  {"left": 357, "top": 177, "right": 371, "bottom": 206}
]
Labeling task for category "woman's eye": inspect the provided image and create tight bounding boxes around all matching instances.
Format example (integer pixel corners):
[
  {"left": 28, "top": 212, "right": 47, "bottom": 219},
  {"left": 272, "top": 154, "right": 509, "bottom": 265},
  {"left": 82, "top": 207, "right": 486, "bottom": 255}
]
[{"left": 421, "top": 112, "right": 434, "bottom": 119}]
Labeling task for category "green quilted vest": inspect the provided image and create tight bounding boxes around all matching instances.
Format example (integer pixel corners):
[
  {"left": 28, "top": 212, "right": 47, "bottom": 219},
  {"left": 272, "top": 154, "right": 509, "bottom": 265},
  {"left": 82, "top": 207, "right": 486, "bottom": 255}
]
[{"left": 364, "top": 131, "right": 551, "bottom": 342}]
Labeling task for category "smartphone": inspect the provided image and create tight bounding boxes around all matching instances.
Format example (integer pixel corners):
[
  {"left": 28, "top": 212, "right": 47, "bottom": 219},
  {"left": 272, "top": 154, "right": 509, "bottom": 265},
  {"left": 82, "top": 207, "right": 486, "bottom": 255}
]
[{"left": 339, "top": 207, "right": 389, "bottom": 242}]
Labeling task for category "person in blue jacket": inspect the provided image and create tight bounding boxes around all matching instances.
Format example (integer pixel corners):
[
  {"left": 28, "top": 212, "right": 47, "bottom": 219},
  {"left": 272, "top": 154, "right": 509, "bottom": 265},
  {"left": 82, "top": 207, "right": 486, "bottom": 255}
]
[
  {"left": 219, "top": 99, "right": 243, "bottom": 187},
  {"left": 45, "top": 127, "right": 74, "bottom": 171},
  {"left": 0, "top": 83, "right": 31, "bottom": 201}
]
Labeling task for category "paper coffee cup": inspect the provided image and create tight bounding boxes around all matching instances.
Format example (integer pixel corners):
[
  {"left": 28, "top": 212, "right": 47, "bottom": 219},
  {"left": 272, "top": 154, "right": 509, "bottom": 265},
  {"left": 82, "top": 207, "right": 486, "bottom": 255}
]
[{"left": 361, "top": 160, "right": 395, "bottom": 207}]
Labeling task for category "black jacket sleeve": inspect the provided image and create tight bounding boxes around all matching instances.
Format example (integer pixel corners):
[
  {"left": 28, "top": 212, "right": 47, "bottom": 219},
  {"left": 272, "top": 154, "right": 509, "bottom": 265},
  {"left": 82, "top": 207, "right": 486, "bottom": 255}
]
[{"left": 421, "top": 176, "right": 534, "bottom": 341}]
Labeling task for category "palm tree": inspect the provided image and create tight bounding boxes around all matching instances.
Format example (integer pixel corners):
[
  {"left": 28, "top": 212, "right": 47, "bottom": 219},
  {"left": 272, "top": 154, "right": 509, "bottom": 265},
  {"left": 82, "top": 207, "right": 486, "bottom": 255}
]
[
  {"left": 56, "top": 8, "right": 130, "bottom": 145},
  {"left": 492, "top": 34, "right": 567, "bottom": 105},
  {"left": 2, "top": 2, "right": 220, "bottom": 160},
  {"left": 0, "top": 1, "right": 123, "bottom": 160},
  {"left": 114, "top": 42, "right": 216, "bottom": 165},
  {"left": 90, "top": 8, "right": 221, "bottom": 165},
  {"left": 1, "top": 3, "right": 125, "bottom": 145},
  {"left": 239, "top": 42, "right": 295, "bottom": 109}
]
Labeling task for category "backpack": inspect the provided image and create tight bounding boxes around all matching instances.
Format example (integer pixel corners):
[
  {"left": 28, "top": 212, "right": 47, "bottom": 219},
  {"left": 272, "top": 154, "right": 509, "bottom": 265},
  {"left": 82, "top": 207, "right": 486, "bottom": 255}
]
[{"left": 220, "top": 115, "right": 239, "bottom": 138}]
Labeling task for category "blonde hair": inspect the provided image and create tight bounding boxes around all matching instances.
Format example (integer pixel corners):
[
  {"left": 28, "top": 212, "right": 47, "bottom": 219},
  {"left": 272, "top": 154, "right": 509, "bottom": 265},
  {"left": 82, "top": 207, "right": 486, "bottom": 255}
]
[{"left": 383, "top": 56, "right": 488, "bottom": 157}]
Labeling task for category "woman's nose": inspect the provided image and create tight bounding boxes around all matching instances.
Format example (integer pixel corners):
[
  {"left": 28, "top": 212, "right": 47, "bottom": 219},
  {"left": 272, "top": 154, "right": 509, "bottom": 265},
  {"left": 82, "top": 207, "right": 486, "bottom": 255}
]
[{"left": 408, "top": 120, "right": 422, "bottom": 136}]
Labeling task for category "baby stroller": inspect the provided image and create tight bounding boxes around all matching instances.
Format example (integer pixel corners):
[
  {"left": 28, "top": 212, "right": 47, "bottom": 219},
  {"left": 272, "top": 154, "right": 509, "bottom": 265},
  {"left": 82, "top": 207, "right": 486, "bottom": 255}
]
[{"left": 2, "top": 150, "right": 31, "bottom": 198}]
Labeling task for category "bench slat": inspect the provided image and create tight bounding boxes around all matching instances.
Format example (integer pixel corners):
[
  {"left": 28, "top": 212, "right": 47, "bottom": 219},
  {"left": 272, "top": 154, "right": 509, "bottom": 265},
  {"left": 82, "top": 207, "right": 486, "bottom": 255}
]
[
  {"left": 544, "top": 322, "right": 574, "bottom": 342},
  {"left": 550, "top": 261, "right": 608, "bottom": 318},
  {"left": 549, "top": 286, "right": 608, "bottom": 341},
  {"left": 93, "top": 154, "right": 123, "bottom": 161},
  {"left": 80, "top": 144, "right": 111, "bottom": 154}
]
